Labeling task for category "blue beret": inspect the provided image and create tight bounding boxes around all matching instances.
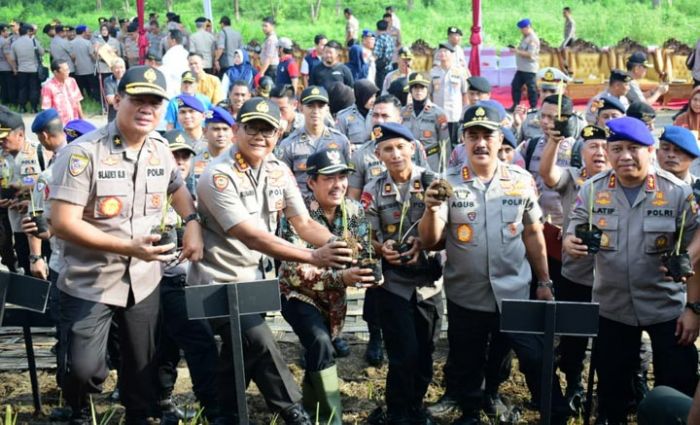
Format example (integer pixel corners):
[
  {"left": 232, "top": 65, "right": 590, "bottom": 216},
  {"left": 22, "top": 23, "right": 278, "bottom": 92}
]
[
  {"left": 205, "top": 106, "right": 235, "bottom": 126},
  {"left": 660, "top": 126, "right": 700, "bottom": 158},
  {"left": 501, "top": 126, "right": 517, "bottom": 148},
  {"left": 517, "top": 18, "right": 531, "bottom": 29},
  {"left": 31, "top": 109, "right": 60, "bottom": 133},
  {"left": 64, "top": 119, "right": 97, "bottom": 142},
  {"left": 372, "top": 122, "right": 414, "bottom": 145},
  {"left": 176, "top": 94, "right": 205, "bottom": 113},
  {"left": 606, "top": 117, "right": 654, "bottom": 146},
  {"left": 75, "top": 25, "right": 87, "bottom": 32}
]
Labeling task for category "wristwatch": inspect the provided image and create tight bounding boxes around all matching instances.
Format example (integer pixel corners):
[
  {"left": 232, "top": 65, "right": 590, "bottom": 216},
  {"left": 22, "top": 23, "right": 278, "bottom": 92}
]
[
  {"left": 29, "top": 254, "right": 43, "bottom": 264},
  {"left": 183, "top": 213, "right": 200, "bottom": 225},
  {"left": 537, "top": 279, "right": 555, "bottom": 293},
  {"left": 686, "top": 302, "right": 700, "bottom": 315}
]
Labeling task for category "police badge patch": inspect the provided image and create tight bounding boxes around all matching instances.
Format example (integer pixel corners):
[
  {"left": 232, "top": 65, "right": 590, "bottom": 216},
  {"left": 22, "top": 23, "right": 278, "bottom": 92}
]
[{"left": 69, "top": 153, "right": 89, "bottom": 177}]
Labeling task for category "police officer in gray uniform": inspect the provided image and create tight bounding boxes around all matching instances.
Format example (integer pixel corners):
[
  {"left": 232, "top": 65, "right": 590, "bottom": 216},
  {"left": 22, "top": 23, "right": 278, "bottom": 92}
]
[
  {"left": 335, "top": 79, "right": 378, "bottom": 146},
  {"left": 50, "top": 25, "right": 75, "bottom": 74},
  {"left": 71, "top": 25, "right": 98, "bottom": 101},
  {"left": 188, "top": 97, "right": 353, "bottom": 424},
  {"left": 12, "top": 24, "right": 44, "bottom": 113},
  {"left": 419, "top": 104, "right": 570, "bottom": 424},
  {"left": 564, "top": 117, "right": 700, "bottom": 424},
  {"left": 362, "top": 122, "right": 443, "bottom": 423},
  {"left": 276, "top": 86, "right": 352, "bottom": 196},
  {"left": 402, "top": 72, "right": 450, "bottom": 172},
  {"left": 515, "top": 67, "right": 569, "bottom": 143},
  {"left": 348, "top": 94, "right": 430, "bottom": 201},
  {"left": 48, "top": 66, "right": 204, "bottom": 425}
]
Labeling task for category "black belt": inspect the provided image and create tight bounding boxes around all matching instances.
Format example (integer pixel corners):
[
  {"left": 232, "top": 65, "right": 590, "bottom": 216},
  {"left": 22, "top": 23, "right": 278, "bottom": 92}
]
[{"left": 161, "top": 274, "right": 187, "bottom": 287}]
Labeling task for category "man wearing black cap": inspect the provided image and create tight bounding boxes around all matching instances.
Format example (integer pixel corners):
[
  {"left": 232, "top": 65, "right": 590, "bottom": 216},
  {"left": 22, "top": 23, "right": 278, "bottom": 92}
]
[
  {"left": 402, "top": 71, "right": 450, "bottom": 171},
  {"left": 362, "top": 122, "right": 444, "bottom": 423},
  {"left": 564, "top": 117, "right": 700, "bottom": 424},
  {"left": 50, "top": 24, "right": 75, "bottom": 74},
  {"left": 539, "top": 123, "right": 610, "bottom": 407},
  {"left": 381, "top": 46, "right": 412, "bottom": 94},
  {"left": 0, "top": 109, "right": 43, "bottom": 276},
  {"left": 420, "top": 104, "right": 571, "bottom": 424},
  {"left": 309, "top": 40, "right": 354, "bottom": 91},
  {"left": 49, "top": 66, "right": 204, "bottom": 425},
  {"left": 188, "top": 97, "right": 355, "bottom": 424},
  {"left": 466, "top": 76, "right": 491, "bottom": 106},
  {"left": 584, "top": 69, "right": 631, "bottom": 124},
  {"left": 626, "top": 51, "right": 668, "bottom": 105},
  {"left": 11, "top": 23, "right": 44, "bottom": 113},
  {"left": 190, "top": 17, "right": 216, "bottom": 74},
  {"left": 276, "top": 86, "right": 352, "bottom": 196},
  {"left": 279, "top": 148, "right": 374, "bottom": 424},
  {"left": 627, "top": 101, "right": 657, "bottom": 131},
  {"left": 590, "top": 95, "right": 627, "bottom": 128},
  {"left": 433, "top": 27, "right": 467, "bottom": 71},
  {"left": 430, "top": 43, "right": 469, "bottom": 146}
]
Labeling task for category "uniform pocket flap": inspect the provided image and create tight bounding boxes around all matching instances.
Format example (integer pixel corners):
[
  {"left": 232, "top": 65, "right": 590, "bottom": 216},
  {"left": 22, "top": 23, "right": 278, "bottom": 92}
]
[
  {"left": 96, "top": 180, "right": 128, "bottom": 196},
  {"left": 643, "top": 217, "right": 676, "bottom": 233}
]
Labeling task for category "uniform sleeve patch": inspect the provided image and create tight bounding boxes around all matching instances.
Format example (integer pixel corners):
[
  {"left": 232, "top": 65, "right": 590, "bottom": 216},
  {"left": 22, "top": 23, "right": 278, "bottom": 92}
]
[
  {"left": 213, "top": 173, "right": 229, "bottom": 192},
  {"left": 68, "top": 153, "right": 90, "bottom": 177}
]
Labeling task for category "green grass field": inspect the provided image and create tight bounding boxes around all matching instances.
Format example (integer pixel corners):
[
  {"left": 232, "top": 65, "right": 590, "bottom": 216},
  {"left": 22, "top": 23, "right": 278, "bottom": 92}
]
[{"left": 0, "top": 0, "right": 698, "bottom": 49}]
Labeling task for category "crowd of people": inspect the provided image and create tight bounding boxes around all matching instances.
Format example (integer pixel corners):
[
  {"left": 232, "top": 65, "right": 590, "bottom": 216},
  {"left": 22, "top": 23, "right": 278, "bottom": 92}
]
[{"left": 2, "top": 5, "right": 700, "bottom": 425}]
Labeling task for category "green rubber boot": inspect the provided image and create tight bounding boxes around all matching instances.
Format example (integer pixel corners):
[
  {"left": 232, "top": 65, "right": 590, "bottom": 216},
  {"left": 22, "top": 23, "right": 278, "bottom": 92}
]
[{"left": 306, "top": 365, "right": 342, "bottom": 425}]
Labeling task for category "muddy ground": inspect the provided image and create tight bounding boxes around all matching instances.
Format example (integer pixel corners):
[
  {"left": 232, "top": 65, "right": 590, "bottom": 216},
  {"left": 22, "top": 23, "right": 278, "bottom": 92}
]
[{"left": 0, "top": 334, "right": 643, "bottom": 425}]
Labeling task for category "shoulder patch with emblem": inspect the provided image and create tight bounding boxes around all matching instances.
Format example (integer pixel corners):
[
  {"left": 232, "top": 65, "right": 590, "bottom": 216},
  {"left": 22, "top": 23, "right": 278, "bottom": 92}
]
[
  {"left": 213, "top": 173, "right": 229, "bottom": 192},
  {"left": 69, "top": 153, "right": 90, "bottom": 177}
]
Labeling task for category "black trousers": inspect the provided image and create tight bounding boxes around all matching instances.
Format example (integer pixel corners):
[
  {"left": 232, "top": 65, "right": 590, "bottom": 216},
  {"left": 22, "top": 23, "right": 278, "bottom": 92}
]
[
  {"left": 156, "top": 274, "right": 218, "bottom": 408},
  {"left": 362, "top": 286, "right": 381, "bottom": 328},
  {"left": 447, "top": 122, "right": 460, "bottom": 147},
  {"left": 210, "top": 313, "right": 301, "bottom": 415},
  {"left": 0, "top": 209, "right": 16, "bottom": 271},
  {"left": 16, "top": 72, "right": 40, "bottom": 110},
  {"left": 555, "top": 275, "right": 592, "bottom": 382},
  {"left": 377, "top": 288, "right": 442, "bottom": 413},
  {"left": 13, "top": 232, "right": 30, "bottom": 276},
  {"left": 74, "top": 73, "right": 99, "bottom": 102},
  {"left": 511, "top": 70, "right": 538, "bottom": 109},
  {"left": 596, "top": 316, "right": 698, "bottom": 422},
  {"left": 445, "top": 301, "right": 568, "bottom": 415},
  {"left": 0, "top": 70, "right": 14, "bottom": 104},
  {"left": 281, "top": 297, "right": 335, "bottom": 372},
  {"left": 59, "top": 288, "right": 161, "bottom": 421}
]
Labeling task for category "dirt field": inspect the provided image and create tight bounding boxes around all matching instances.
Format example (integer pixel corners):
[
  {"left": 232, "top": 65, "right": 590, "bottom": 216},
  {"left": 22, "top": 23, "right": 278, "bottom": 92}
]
[{"left": 0, "top": 335, "right": 562, "bottom": 424}]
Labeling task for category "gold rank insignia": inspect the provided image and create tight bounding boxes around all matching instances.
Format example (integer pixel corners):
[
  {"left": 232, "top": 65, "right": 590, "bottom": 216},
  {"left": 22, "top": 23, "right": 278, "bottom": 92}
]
[
  {"left": 144, "top": 68, "right": 157, "bottom": 83},
  {"left": 456, "top": 224, "right": 473, "bottom": 243},
  {"left": 475, "top": 107, "right": 485, "bottom": 117},
  {"left": 148, "top": 153, "right": 161, "bottom": 166},
  {"left": 65, "top": 128, "right": 78, "bottom": 139},
  {"left": 98, "top": 196, "right": 122, "bottom": 217},
  {"left": 651, "top": 191, "right": 668, "bottom": 207},
  {"left": 101, "top": 155, "right": 120, "bottom": 166},
  {"left": 69, "top": 153, "right": 89, "bottom": 177},
  {"left": 607, "top": 174, "right": 616, "bottom": 188},
  {"left": 176, "top": 134, "right": 185, "bottom": 144},
  {"left": 590, "top": 99, "right": 604, "bottom": 114},
  {"left": 386, "top": 224, "right": 397, "bottom": 234},
  {"left": 234, "top": 152, "right": 248, "bottom": 170},
  {"left": 582, "top": 126, "right": 594, "bottom": 138},
  {"left": 348, "top": 115, "right": 355, "bottom": 121},
  {"left": 328, "top": 143, "right": 338, "bottom": 149},
  {"left": 256, "top": 101, "right": 269, "bottom": 113},
  {"left": 462, "top": 166, "right": 470, "bottom": 180},
  {"left": 113, "top": 136, "right": 122, "bottom": 146},
  {"left": 371, "top": 167, "right": 381, "bottom": 176},
  {"left": 645, "top": 175, "right": 656, "bottom": 191},
  {"left": 655, "top": 235, "right": 668, "bottom": 250},
  {"left": 311, "top": 87, "right": 320, "bottom": 95},
  {"left": 213, "top": 174, "right": 229, "bottom": 191},
  {"left": 595, "top": 192, "right": 612, "bottom": 205}
]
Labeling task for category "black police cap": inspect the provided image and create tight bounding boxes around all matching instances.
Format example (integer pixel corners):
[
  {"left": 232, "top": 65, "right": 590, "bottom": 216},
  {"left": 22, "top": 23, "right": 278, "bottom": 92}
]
[
  {"left": 117, "top": 65, "right": 169, "bottom": 100},
  {"left": 306, "top": 149, "right": 353, "bottom": 176},
  {"left": 237, "top": 97, "right": 281, "bottom": 128}
]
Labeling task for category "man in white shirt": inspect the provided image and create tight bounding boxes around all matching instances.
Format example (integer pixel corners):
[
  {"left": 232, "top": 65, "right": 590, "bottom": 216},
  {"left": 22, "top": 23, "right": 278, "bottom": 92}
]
[{"left": 161, "top": 29, "right": 190, "bottom": 98}]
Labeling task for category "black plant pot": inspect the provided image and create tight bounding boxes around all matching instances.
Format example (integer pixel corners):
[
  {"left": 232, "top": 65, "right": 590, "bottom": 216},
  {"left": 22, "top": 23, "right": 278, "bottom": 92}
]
[
  {"left": 360, "top": 258, "right": 383, "bottom": 284},
  {"left": 152, "top": 225, "right": 177, "bottom": 255},
  {"left": 553, "top": 116, "right": 574, "bottom": 138},
  {"left": 397, "top": 241, "right": 413, "bottom": 264},
  {"left": 574, "top": 223, "right": 603, "bottom": 254},
  {"left": 1, "top": 187, "right": 17, "bottom": 200},
  {"left": 29, "top": 211, "right": 49, "bottom": 235},
  {"left": 175, "top": 226, "right": 185, "bottom": 249},
  {"left": 662, "top": 251, "right": 693, "bottom": 282}
]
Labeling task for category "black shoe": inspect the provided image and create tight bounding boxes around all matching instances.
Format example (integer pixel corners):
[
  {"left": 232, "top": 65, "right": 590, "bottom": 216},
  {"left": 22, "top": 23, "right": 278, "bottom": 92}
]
[
  {"left": 280, "top": 404, "right": 312, "bottom": 425},
  {"left": 427, "top": 393, "right": 459, "bottom": 417},
  {"left": 367, "top": 407, "right": 387, "bottom": 425},
  {"left": 50, "top": 406, "right": 73, "bottom": 421},
  {"left": 450, "top": 411, "right": 481, "bottom": 425},
  {"left": 333, "top": 335, "right": 351, "bottom": 358},
  {"left": 365, "top": 325, "right": 384, "bottom": 367},
  {"left": 408, "top": 407, "right": 436, "bottom": 425},
  {"left": 482, "top": 393, "right": 507, "bottom": 417},
  {"left": 69, "top": 408, "right": 91, "bottom": 425},
  {"left": 160, "top": 398, "right": 194, "bottom": 420},
  {"left": 505, "top": 106, "right": 516, "bottom": 113}
]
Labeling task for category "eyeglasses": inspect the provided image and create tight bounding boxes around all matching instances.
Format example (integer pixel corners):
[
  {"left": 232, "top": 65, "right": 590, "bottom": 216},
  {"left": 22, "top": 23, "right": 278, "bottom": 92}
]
[{"left": 243, "top": 124, "right": 276, "bottom": 138}]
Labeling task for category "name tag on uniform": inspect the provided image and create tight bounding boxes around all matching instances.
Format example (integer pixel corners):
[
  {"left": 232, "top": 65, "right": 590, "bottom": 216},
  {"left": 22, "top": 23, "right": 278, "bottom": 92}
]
[{"left": 97, "top": 169, "right": 127, "bottom": 180}]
